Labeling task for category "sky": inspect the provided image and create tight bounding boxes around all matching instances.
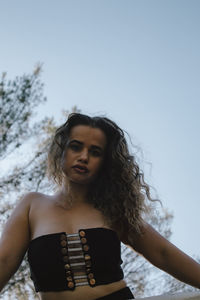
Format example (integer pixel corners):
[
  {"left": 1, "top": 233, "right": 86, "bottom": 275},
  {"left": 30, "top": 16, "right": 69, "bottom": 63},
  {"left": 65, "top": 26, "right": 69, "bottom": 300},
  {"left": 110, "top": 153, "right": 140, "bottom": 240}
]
[{"left": 0, "top": 0, "right": 200, "bottom": 261}]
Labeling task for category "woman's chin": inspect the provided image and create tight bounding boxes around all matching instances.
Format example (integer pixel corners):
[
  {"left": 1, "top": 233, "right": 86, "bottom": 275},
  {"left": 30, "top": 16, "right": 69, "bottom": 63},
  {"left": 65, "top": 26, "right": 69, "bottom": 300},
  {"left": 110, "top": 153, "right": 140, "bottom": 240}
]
[{"left": 69, "top": 177, "right": 92, "bottom": 185}]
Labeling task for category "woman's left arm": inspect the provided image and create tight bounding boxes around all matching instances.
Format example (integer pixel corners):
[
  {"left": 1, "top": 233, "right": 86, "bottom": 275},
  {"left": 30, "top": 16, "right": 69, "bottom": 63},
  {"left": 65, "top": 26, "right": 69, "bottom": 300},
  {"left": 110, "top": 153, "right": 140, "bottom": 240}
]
[{"left": 126, "top": 222, "right": 200, "bottom": 289}]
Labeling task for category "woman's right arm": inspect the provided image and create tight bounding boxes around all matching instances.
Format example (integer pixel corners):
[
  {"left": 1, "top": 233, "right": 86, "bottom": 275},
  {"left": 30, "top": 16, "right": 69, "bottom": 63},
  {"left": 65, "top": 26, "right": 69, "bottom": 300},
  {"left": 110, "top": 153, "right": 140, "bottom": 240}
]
[{"left": 0, "top": 192, "right": 34, "bottom": 292}]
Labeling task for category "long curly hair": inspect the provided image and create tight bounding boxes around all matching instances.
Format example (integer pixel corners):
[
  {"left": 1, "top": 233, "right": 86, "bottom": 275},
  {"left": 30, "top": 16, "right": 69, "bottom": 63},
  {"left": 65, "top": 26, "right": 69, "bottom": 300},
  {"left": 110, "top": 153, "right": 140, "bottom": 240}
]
[{"left": 47, "top": 113, "right": 157, "bottom": 243}]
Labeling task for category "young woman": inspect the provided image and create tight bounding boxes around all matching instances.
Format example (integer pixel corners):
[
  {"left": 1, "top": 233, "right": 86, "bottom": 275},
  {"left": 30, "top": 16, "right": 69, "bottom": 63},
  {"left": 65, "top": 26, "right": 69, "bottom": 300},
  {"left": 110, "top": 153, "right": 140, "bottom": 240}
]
[{"left": 0, "top": 113, "right": 200, "bottom": 300}]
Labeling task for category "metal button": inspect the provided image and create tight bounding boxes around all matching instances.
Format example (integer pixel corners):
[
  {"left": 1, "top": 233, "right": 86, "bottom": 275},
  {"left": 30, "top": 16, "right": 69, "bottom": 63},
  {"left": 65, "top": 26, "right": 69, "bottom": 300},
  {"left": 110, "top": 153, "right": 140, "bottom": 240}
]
[
  {"left": 67, "top": 276, "right": 73, "bottom": 281},
  {"left": 79, "top": 230, "right": 86, "bottom": 237},
  {"left": 61, "top": 248, "right": 68, "bottom": 255},
  {"left": 81, "top": 237, "right": 87, "bottom": 244},
  {"left": 63, "top": 256, "right": 69, "bottom": 263},
  {"left": 64, "top": 264, "right": 70, "bottom": 270},
  {"left": 85, "top": 261, "right": 92, "bottom": 267},
  {"left": 83, "top": 245, "right": 89, "bottom": 251},
  {"left": 61, "top": 240, "right": 67, "bottom": 247},
  {"left": 84, "top": 254, "right": 91, "bottom": 260},
  {"left": 67, "top": 281, "right": 74, "bottom": 288},
  {"left": 86, "top": 268, "right": 92, "bottom": 273},
  {"left": 60, "top": 234, "right": 67, "bottom": 240},
  {"left": 88, "top": 273, "right": 94, "bottom": 279},
  {"left": 89, "top": 278, "right": 96, "bottom": 285},
  {"left": 66, "top": 270, "right": 71, "bottom": 276}
]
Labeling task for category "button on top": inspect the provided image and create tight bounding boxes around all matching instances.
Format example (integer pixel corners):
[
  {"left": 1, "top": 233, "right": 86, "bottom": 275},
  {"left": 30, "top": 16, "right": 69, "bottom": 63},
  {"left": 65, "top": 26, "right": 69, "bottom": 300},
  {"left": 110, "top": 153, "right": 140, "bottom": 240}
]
[
  {"left": 79, "top": 230, "right": 86, "bottom": 237},
  {"left": 60, "top": 234, "right": 67, "bottom": 240}
]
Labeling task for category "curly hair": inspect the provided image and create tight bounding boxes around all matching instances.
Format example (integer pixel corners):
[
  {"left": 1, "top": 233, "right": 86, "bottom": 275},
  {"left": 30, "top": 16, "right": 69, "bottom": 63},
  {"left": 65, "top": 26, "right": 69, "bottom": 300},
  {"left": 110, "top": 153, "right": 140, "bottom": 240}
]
[{"left": 47, "top": 113, "right": 157, "bottom": 242}]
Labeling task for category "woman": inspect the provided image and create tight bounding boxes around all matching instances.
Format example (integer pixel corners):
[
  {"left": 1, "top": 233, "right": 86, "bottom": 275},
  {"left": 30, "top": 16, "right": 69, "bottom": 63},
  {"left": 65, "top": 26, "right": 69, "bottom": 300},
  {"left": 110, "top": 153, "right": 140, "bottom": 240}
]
[{"left": 0, "top": 113, "right": 200, "bottom": 300}]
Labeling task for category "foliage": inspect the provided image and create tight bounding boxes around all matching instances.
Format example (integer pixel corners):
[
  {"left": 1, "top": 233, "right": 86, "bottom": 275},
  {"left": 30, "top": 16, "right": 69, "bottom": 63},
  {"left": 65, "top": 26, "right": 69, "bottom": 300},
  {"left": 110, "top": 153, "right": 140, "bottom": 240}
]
[
  {"left": 0, "top": 66, "right": 45, "bottom": 159},
  {"left": 0, "top": 70, "right": 81, "bottom": 298},
  {"left": 0, "top": 66, "right": 48, "bottom": 299},
  {"left": 122, "top": 207, "right": 199, "bottom": 297},
  {"left": 0, "top": 68, "right": 198, "bottom": 298}
]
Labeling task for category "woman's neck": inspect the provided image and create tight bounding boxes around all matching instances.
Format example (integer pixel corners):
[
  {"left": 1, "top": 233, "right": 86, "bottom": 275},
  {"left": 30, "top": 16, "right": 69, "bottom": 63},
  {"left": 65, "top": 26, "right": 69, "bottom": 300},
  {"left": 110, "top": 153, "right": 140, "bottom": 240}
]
[{"left": 57, "top": 181, "right": 89, "bottom": 208}]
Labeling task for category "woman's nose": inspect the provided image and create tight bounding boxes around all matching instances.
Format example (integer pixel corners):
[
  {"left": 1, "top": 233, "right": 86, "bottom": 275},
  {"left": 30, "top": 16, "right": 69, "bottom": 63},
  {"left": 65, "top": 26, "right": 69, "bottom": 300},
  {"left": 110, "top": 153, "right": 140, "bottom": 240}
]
[{"left": 78, "top": 150, "right": 89, "bottom": 162}]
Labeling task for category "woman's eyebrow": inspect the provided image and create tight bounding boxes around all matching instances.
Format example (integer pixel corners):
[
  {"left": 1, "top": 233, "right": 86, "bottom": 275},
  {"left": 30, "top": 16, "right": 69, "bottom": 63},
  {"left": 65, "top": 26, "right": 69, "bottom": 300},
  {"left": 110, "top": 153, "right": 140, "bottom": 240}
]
[
  {"left": 69, "top": 139, "right": 82, "bottom": 145},
  {"left": 69, "top": 139, "right": 104, "bottom": 151}
]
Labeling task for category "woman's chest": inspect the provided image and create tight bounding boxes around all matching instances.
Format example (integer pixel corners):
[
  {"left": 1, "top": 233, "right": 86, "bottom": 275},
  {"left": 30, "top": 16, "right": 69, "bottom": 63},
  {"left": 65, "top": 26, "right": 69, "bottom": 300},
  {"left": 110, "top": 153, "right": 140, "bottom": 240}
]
[{"left": 29, "top": 199, "right": 109, "bottom": 240}]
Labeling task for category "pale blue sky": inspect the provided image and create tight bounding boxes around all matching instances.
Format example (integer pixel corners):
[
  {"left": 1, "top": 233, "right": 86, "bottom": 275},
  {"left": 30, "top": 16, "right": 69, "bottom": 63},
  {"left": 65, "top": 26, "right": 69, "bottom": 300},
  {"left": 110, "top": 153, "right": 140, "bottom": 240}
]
[{"left": 0, "top": 0, "right": 200, "bottom": 257}]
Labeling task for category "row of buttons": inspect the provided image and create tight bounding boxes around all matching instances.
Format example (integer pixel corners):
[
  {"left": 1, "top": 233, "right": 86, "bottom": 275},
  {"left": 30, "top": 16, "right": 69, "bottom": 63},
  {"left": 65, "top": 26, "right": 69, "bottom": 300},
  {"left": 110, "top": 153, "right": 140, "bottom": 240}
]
[
  {"left": 60, "top": 233, "right": 75, "bottom": 289},
  {"left": 79, "top": 230, "right": 96, "bottom": 286},
  {"left": 60, "top": 230, "right": 96, "bottom": 289}
]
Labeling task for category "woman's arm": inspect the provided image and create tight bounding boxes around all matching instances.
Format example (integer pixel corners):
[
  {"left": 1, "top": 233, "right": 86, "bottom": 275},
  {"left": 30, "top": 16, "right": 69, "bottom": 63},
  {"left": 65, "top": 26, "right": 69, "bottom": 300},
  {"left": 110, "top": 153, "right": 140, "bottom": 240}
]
[
  {"left": 126, "top": 222, "right": 200, "bottom": 289},
  {"left": 0, "top": 192, "right": 34, "bottom": 292}
]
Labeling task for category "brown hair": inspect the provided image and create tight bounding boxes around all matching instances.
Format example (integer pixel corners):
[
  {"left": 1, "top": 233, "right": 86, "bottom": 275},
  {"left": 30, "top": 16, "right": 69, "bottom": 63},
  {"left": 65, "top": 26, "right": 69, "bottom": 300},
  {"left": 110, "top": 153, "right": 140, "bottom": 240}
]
[{"left": 47, "top": 113, "right": 157, "bottom": 242}]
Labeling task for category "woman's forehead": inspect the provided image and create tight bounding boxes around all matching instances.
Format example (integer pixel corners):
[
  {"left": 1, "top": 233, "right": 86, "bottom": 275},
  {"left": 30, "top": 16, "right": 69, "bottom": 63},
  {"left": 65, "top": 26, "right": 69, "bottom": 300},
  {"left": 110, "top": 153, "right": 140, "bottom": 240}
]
[{"left": 69, "top": 125, "right": 107, "bottom": 148}]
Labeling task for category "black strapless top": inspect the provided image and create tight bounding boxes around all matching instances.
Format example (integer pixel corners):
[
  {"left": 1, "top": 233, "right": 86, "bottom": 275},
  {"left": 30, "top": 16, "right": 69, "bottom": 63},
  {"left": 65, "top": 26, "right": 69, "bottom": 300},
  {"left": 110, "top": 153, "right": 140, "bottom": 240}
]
[{"left": 27, "top": 227, "right": 124, "bottom": 292}]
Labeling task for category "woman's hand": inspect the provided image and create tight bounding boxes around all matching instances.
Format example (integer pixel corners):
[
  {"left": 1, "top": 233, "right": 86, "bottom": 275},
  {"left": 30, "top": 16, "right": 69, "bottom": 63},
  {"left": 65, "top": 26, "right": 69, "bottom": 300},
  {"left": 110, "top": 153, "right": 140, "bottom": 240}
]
[
  {"left": 125, "top": 221, "right": 200, "bottom": 289},
  {"left": 0, "top": 192, "right": 34, "bottom": 291}
]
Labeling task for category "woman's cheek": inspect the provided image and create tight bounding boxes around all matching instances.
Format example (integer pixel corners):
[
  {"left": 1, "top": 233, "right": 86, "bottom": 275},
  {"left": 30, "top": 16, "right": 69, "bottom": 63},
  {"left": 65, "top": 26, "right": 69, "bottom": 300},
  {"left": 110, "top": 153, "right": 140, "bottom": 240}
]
[
  {"left": 93, "top": 161, "right": 104, "bottom": 176},
  {"left": 61, "top": 156, "right": 70, "bottom": 175}
]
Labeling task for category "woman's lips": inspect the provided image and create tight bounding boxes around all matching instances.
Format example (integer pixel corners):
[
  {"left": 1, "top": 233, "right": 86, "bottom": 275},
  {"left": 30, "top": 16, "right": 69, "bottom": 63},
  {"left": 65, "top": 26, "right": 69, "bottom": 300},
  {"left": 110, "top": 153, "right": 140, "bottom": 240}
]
[{"left": 73, "top": 166, "right": 88, "bottom": 173}]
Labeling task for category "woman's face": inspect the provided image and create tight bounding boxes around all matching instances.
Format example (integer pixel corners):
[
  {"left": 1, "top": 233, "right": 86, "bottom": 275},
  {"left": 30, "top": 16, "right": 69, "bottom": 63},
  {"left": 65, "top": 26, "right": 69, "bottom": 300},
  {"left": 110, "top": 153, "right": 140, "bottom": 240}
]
[{"left": 61, "top": 125, "right": 107, "bottom": 185}]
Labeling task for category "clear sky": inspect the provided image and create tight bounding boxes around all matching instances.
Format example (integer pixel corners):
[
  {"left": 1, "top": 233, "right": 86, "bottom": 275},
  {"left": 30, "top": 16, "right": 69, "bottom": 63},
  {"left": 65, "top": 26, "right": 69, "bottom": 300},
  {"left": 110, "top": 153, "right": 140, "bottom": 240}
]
[{"left": 0, "top": 0, "right": 200, "bottom": 258}]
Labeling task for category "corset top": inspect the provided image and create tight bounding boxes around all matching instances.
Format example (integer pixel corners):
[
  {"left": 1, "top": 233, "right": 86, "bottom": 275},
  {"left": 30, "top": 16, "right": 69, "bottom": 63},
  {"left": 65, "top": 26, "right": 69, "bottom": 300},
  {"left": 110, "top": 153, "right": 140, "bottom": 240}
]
[{"left": 27, "top": 227, "right": 124, "bottom": 292}]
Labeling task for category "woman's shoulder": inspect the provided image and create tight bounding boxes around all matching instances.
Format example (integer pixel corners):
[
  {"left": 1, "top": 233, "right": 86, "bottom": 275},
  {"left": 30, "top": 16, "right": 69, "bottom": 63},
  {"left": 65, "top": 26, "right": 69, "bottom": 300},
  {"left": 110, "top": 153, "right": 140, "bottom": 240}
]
[
  {"left": 18, "top": 192, "right": 52, "bottom": 208},
  {"left": 19, "top": 191, "right": 46, "bottom": 201}
]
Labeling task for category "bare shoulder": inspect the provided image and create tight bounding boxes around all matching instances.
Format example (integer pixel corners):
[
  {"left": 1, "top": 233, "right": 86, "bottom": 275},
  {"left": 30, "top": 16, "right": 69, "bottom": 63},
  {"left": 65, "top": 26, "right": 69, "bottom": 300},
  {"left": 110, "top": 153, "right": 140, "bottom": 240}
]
[
  {"left": 18, "top": 191, "right": 47, "bottom": 203},
  {"left": 0, "top": 193, "right": 46, "bottom": 263},
  {"left": 1, "top": 192, "right": 44, "bottom": 233},
  {"left": 19, "top": 191, "right": 51, "bottom": 209},
  {"left": 4, "top": 192, "right": 50, "bottom": 235},
  {"left": 28, "top": 191, "right": 55, "bottom": 222}
]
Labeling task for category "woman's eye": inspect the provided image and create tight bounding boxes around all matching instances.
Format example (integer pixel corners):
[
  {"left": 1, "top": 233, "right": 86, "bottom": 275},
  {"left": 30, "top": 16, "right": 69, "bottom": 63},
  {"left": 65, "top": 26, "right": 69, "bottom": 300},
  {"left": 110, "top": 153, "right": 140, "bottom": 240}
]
[
  {"left": 69, "top": 144, "right": 101, "bottom": 156},
  {"left": 70, "top": 144, "right": 80, "bottom": 151},
  {"left": 91, "top": 150, "right": 101, "bottom": 156}
]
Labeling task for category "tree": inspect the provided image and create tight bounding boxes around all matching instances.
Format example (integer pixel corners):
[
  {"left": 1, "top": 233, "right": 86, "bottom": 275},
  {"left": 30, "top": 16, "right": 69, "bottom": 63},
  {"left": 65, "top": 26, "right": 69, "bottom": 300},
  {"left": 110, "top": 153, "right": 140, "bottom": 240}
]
[
  {"left": 0, "top": 68, "right": 198, "bottom": 298},
  {"left": 0, "top": 66, "right": 49, "bottom": 299},
  {"left": 0, "top": 68, "right": 81, "bottom": 298},
  {"left": 122, "top": 206, "right": 199, "bottom": 297}
]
